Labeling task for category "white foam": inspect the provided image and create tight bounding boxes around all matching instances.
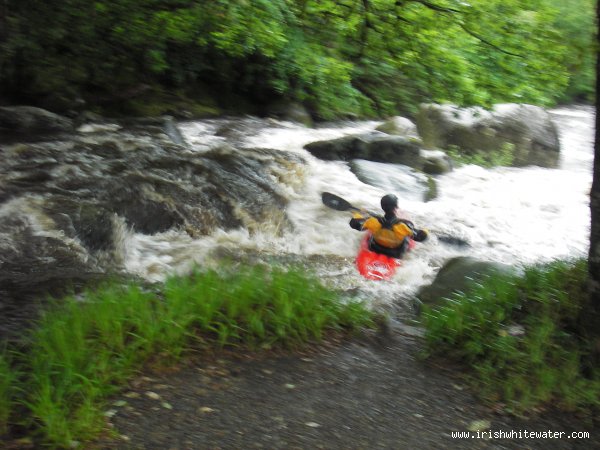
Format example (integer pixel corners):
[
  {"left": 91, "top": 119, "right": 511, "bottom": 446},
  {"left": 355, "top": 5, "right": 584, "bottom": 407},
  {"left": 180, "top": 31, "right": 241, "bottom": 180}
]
[{"left": 122, "top": 109, "right": 593, "bottom": 308}]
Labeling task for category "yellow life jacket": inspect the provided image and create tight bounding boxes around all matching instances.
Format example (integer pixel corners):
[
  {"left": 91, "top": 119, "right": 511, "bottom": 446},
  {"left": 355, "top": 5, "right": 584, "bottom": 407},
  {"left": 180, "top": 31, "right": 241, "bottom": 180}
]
[{"left": 363, "top": 216, "right": 414, "bottom": 248}]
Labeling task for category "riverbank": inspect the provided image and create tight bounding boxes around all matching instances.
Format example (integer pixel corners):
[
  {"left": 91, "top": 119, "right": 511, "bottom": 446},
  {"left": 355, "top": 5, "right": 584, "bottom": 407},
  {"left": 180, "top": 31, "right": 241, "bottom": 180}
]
[
  {"left": 0, "top": 266, "right": 376, "bottom": 448},
  {"left": 91, "top": 321, "right": 597, "bottom": 450}
]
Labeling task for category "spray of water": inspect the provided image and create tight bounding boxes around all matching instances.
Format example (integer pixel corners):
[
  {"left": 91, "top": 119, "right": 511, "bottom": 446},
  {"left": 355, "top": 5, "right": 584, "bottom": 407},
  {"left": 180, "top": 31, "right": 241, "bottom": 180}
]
[{"left": 124, "top": 108, "right": 594, "bottom": 309}]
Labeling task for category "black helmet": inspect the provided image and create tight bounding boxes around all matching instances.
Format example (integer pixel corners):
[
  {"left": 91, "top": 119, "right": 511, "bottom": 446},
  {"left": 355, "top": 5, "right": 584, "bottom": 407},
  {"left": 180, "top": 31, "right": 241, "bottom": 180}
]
[{"left": 381, "top": 194, "right": 398, "bottom": 213}]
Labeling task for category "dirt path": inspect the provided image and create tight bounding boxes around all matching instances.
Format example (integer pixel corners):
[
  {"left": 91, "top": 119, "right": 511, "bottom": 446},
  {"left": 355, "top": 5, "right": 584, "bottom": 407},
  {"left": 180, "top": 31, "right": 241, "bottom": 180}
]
[{"left": 99, "top": 321, "right": 597, "bottom": 450}]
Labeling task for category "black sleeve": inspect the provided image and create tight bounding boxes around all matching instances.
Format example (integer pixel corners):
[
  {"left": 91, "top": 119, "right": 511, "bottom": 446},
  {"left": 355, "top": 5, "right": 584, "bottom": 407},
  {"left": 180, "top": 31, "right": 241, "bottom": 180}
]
[{"left": 349, "top": 217, "right": 365, "bottom": 231}]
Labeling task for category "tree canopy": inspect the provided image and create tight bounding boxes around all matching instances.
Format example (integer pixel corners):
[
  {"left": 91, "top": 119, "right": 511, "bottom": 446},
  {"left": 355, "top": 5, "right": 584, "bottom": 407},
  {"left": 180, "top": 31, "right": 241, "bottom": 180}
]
[{"left": 0, "top": 0, "right": 595, "bottom": 118}]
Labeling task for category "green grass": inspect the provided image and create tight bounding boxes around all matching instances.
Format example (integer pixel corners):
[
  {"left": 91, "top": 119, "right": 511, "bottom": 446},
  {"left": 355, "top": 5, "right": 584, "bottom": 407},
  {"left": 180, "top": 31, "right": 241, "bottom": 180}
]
[
  {"left": 1, "top": 265, "right": 374, "bottom": 447},
  {"left": 421, "top": 259, "right": 600, "bottom": 415}
]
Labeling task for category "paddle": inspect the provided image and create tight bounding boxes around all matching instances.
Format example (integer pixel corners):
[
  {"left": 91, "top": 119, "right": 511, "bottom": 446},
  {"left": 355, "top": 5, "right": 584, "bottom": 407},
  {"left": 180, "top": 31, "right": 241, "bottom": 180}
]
[{"left": 321, "top": 192, "right": 378, "bottom": 216}]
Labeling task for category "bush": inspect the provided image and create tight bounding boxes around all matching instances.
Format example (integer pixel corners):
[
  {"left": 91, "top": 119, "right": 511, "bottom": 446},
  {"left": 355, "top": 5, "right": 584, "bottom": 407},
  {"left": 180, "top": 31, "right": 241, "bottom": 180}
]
[{"left": 421, "top": 259, "right": 600, "bottom": 414}]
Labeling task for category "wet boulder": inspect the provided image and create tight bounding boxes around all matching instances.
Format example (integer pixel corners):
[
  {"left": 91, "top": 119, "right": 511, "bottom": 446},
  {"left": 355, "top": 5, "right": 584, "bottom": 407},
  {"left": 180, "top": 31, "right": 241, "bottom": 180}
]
[
  {"left": 0, "top": 200, "right": 108, "bottom": 337},
  {"left": 265, "top": 100, "right": 313, "bottom": 127},
  {"left": 43, "top": 198, "right": 116, "bottom": 252},
  {"left": 0, "top": 117, "right": 308, "bottom": 337},
  {"left": 416, "top": 103, "right": 560, "bottom": 167},
  {"left": 0, "top": 106, "right": 73, "bottom": 137},
  {"left": 304, "top": 131, "right": 423, "bottom": 169},
  {"left": 349, "top": 159, "right": 434, "bottom": 202},
  {"left": 417, "top": 256, "right": 518, "bottom": 308},
  {"left": 0, "top": 205, "right": 94, "bottom": 286},
  {"left": 375, "top": 116, "right": 420, "bottom": 140},
  {"left": 0, "top": 120, "right": 304, "bottom": 266},
  {"left": 421, "top": 149, "right": 453, "bottom": 175}
]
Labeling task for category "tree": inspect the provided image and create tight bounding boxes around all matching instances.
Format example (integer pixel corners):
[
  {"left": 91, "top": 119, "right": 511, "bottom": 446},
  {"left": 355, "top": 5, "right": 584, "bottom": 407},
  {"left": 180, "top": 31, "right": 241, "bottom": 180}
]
[
  {"left": 586, "top": 0, "right": 600, "bottom": 362},
  {"left": 0, "top": 0, "right": 587, "bottom": 117},
  {"left": 550, "top": 0, "right": 596, "bottom": 102}
]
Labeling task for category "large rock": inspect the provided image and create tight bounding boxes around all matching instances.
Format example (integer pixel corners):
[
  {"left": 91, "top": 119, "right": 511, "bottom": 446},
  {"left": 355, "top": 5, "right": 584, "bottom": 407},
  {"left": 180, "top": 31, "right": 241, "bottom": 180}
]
[
  {"left": 375, "top": 116, "right": 420, "bottom": 140},
  {"left": 420, "top": 149, "right": 453, "bottom": 175},
  {"left": 265, "top": 101, "right": 313, "bottom": 127},
  {"left": 0, "top": 117, "right": 307, "bottom": 334},
  {"left": 0, "top": 106, "right": 73, "bottom": 136},
  {"left": 417, "top": 256, "right": 518, "bottom": 307},
  {"left": 304, "top": 131, "right": 423, "bottom": 169},
  {"left": 349, "top": 159, "right": 434, "bottom": 202},
  {"left": 416, "top": 103, "right": 560, "bottom": 167}
]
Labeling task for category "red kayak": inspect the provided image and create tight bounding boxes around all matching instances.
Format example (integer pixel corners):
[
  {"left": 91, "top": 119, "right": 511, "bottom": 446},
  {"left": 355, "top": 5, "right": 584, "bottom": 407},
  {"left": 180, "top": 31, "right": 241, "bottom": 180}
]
[{"left": 355, "top": 234, "right": 414, "bottom": 281}]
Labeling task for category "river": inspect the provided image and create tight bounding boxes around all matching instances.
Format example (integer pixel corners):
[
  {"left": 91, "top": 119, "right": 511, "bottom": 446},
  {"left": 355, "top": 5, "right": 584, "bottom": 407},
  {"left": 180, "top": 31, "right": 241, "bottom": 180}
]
[{"left": 122, "top": 106, "right": 594, "bottom": 311}]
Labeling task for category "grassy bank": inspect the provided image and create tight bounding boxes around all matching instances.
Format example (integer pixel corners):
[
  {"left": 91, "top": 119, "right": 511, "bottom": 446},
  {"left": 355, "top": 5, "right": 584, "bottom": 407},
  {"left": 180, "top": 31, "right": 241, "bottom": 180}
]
[
  {"left": 0, "top": 265, "right": 374, "bottom": 448},
  {"left": 421, "top": 259, "right": 600, "bottom": 415}
]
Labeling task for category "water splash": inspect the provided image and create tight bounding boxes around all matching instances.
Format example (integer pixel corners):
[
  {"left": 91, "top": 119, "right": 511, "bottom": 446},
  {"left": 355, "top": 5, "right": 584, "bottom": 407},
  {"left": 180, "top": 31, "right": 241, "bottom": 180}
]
[{"left": 123, "top": 109, "right": 593, "bottom": 311}]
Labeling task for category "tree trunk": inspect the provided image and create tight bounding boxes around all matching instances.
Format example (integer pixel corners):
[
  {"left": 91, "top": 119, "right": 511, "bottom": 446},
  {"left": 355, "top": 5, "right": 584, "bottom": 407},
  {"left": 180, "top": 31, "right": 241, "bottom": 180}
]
[
  {"left": 0, "top": 0, "right": 7, "bottom": 41},
  {"left": 585, "top": 0, "right": 600, "bottom": 361}
]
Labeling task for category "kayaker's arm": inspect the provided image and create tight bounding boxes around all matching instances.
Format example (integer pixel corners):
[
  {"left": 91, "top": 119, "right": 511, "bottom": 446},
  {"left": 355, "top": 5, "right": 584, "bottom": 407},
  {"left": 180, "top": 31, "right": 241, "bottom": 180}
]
[
  {"left": 349, "top": 212, "right": 366, "bottom": 231},
  {"left": 393, "top": 219, "right": 430, "bottom": 242},
  {"left": 350, "top": 214, "right": 382, "bottom": 233}
]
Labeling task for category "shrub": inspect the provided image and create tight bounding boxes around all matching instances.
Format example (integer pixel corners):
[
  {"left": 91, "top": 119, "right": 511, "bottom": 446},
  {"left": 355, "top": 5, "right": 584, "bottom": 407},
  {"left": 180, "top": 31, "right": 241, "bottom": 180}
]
[{"left": 422, "top": 259, "right": 600, "bottom": 414}]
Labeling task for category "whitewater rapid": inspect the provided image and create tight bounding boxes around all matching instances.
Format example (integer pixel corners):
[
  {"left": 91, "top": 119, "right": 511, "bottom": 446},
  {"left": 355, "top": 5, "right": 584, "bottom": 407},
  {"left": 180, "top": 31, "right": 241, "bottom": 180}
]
[{"left": 123, "top": 107, "right": 594, "bottom": 309}]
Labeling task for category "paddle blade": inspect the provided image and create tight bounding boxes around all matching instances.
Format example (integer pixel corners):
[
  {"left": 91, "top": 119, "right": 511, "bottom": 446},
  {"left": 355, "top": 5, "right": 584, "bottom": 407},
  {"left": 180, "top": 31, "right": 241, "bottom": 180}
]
[{"left": 321, "top": 192, "right": 357, "bottom": 212}]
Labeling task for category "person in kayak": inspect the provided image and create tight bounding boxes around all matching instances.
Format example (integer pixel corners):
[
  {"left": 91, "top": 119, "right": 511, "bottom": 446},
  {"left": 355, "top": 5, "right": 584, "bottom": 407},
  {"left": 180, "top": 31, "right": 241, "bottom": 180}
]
[{"left": 349, "top": 193, "right": 428, "bottom": 259}]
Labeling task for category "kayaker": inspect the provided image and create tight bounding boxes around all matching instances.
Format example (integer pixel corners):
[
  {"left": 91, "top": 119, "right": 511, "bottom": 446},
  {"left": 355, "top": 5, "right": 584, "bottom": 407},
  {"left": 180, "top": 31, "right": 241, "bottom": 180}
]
[{"left": 349, "top": 193, "right": 428, "bottom": 259}]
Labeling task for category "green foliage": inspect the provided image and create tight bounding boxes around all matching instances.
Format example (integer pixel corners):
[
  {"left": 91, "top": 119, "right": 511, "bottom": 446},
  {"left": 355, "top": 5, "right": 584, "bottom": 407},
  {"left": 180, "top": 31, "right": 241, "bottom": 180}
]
[
  {"left": 0, "top": 0, "right": 593, "bottom": 116},
  {"left": 209, "top": 0, "right": 292, "bottom": 58},
  {"left": 445, "top": 143, "right": 515, "bottom": 168},
  {"left": 1, "top": 265, "right": 373, "bottom": 447},
  {"left": 549, "top": 0, "right": 596, "bottom": 103},
  {"left": 422, "top": 259, "right": 600, "bottom": 414},
  {"left": 452, "top": 0, "right": 570, "bottom": 106}
]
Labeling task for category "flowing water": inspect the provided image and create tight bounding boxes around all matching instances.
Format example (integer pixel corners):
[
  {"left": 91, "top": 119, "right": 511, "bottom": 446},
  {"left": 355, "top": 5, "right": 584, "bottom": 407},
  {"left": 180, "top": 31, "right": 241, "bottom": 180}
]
[{"left": 123, "top": 107, "right": 594, "bottom": 311}]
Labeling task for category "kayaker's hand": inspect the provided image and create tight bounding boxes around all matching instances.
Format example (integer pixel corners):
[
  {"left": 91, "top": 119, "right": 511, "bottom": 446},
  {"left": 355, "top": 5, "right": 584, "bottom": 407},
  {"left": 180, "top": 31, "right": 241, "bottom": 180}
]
[
  {"left": 349, "top": 217, "right": 365, "bottom": 230},
  {"left": 414, "top": 229, "right": 429, "bottom": 242}
]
